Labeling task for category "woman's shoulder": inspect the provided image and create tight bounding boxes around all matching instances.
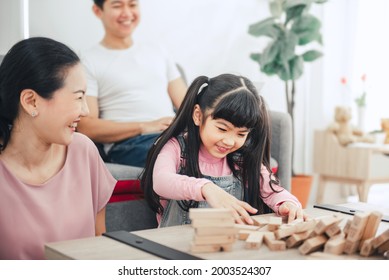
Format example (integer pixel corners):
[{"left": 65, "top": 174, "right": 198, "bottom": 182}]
[
  {"left": 70, "top": 133, "right": 97, "bottom": 153},
  {"left": 72, "top": 132, "right": 93, "bottom": 143}
]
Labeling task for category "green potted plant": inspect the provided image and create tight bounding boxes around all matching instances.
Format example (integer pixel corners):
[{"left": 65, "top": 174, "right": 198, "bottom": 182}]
[{"left": 248, "top": 0, "right": 327, "bottom": 207}]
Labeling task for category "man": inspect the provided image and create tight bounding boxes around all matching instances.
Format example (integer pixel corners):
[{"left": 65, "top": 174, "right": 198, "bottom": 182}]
[{"left": 78, "top": 0, "right": 187, "bottom": 167}]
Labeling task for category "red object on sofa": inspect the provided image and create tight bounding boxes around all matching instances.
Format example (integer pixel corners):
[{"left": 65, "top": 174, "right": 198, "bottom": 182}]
[
  {"left": 109, "top": 179, "right": 144, "bottom": 203},
  {"left": 108, "top": 166, "right": 279, "bottom": 203}
]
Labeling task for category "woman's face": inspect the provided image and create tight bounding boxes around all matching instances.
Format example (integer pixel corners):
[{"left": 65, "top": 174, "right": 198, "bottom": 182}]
[
  {"left": 193, "top": 105, "right": 250, "bottom": 159},
  {"left": 33, "top": 63, "right": 89, "bottom": 146}
]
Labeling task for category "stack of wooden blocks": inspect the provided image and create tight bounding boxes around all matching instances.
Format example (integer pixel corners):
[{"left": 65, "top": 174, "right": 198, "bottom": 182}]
[
  {"left": 189, "top": 208, "right": 238, "bottom": 253},
  {"left": 240, "top": 211, "right": 389, "bottom": 258},
  {"left": 190, "top": 208, "right": 389, "bottom": 258}
]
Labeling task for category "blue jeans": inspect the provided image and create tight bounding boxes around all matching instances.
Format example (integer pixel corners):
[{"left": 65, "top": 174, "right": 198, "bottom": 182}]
[{"left": 107, "top": 133, "right": 160, "bottom": 168}]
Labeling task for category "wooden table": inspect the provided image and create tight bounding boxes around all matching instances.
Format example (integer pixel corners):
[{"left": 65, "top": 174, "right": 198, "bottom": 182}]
[{"left": 45, "top": 204, "right": 389, "bottom": 260}]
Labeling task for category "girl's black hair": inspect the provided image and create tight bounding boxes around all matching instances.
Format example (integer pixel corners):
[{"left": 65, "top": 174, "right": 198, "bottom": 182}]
[
  {"left": 140, "top": 74, "right": 281, "bottom": 215},
  {"left": 0, "top": 37, "right": 80, "bottom": 152}
]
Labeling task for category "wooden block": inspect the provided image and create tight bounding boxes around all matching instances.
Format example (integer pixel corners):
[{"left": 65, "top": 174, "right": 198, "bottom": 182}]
[
  {"left": 288, "top": 218, "right": 304, "bottom": 225},
  {"left": 294, "top": 219, "right": 317, "bottom": 233},
  {"left": 360, "top": 237, "right": 376, "bottom": 257},
  {"left": 263, "top": 232, "right": 286, "bottom": 251},
  {"left": 324, "top": 236, "right": 346, "bottom": 255},
  {"left": 238, "top": 230, "right": 254, "bottom": 240},
  {"left": 347, "top": 224, "right": 365, "bottom": 242},
  {"left": 328, "top": 232, "right": 346, "bottom": 241},
  {"left": 268, "top": 217, "right": 283, "bottom": 231},
  {"left": 193, "top": 234, "right": 235, "bottom": 245},
  {"left": 191, "top": 218, "right": 235, "bottom": 228},
  {"left": 245, "top": 232, "right": 264, "bottom": 249},
  {"left": 361, "top": 211, "right": 382, "bottom": 241},
  {"left": 196, "top": 226, "right": 238, "bottom": 236},
  {"left": 286, "top": 230, "right": 313, "bottom": 248},
  {"left": 314, "top": 215, "right": 341, "bottom": 235},
  {"left": 350, "top": 211, "right": 370, "bottom": 228},
  {"left": 325, "top": 223, "right": 341, "bottom": 237},
  {"left": 257, "top": 225, "right": 270, "bottom": 232},
  {"left": 220, "top": 244, "right": 233, "bottom": 252},
  {"left": 190, "top": 243, "right": 222, "bottom": 253},
  {"left": 343, "top": 239, "right": 360, "bottom": 255},
  {"left": 190, "top": 243, "right": 232, "bottom": 253},
  {"left": 274, "top": 225, "right": 296, "bottom": 240},
  {"left": 299, "top": 235, "right": 328, "bottom": 255},
  {"left": 251, "top": 215, "right": 270, "bottom": 226},
  {"left": 191, "top": 243, "right": 232, "bottom": 252},
  {"left": 358, "top": 211, "right": 383, "bottom": 251},
  {"left": 343, "top": 219, "right": 352, "bottom": 236},
  {"left": 189, "top": 208, "right": 233, "bottom": 220},
  {"left": 372, "top": 229, "right": 389, "bottom": 248},
  {"left": 347, "top": 212, "right": 370, "bottom": 242},
  {"left": 233, "top": 224, "right": 260, "bottom": 231}
]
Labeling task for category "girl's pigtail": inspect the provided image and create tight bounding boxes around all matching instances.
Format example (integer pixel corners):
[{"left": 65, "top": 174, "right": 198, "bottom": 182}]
[{"left": 141, "top": 75, "right": 210, "bottom": 215}]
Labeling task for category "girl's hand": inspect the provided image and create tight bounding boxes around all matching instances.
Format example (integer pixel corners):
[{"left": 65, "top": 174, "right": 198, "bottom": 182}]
[
  {"left": 278, "top": 201, "right": 308, "bottom": 223},
  {"left": 201, "top": 183, "right": 258, "bottom": 225}
]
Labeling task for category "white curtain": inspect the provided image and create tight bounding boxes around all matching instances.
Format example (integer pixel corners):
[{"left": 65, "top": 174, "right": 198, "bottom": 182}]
[
  {"left": 322, "top": 0, "right": 389, "bottom": 133},
  {"left": 352, "top": 0, "right": 389, "bottom": 132}
]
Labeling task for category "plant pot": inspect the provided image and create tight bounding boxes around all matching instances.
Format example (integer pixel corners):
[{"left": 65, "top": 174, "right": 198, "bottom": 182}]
[{"left": 291, "top": 174, "right": 313, "bottom": 209}]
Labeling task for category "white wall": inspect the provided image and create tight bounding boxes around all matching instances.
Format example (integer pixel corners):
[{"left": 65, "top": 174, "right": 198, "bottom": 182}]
[
  {"left": 5, "top": 0, "right": 346, "bottom": 175},
  {"left": 0, "top": 0, "right": 24, "bottom": 54},
  {"left": 28, "top": 0, "right": 287, "bottom": 111}
]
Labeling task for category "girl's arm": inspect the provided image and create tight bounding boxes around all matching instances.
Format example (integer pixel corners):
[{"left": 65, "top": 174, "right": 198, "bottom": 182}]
[
  {"left": 153, "top": 138, "right": 258, "bottom": 224},
  {"left": 153, "top": 138, "right": 211, "bottom": 201},
  {"left": 260, "top": 165, "right": 306, "bottom": 222}
]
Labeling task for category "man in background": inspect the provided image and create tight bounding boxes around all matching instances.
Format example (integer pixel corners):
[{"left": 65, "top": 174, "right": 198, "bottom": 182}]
[{"left": 78, "top": 0, "right": 187, "bottom": 167}]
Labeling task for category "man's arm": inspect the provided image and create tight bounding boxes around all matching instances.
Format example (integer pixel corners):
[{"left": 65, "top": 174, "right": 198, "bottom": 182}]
[
  {"left": 168, "top": 77, "right": 187, "bottom": 110},
  {"left": 77, "top": 96, "right": 173, "bottom": 143}
]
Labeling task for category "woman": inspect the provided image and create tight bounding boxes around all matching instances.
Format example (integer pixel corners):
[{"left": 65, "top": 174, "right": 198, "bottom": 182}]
[{"left": 0, "top": 37, "right": 116, "bottom": 259}]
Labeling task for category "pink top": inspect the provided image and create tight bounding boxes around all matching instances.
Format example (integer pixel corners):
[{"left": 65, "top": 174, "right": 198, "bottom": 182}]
[
  {"left": 153, "top": 138, "right": 301, "bottom": 222},
  {"left": 0, "top": 133, "right": 116, "bottom": 260}
]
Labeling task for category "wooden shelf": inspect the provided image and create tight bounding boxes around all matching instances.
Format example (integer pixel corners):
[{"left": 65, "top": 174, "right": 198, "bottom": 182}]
[{"left": 313, "top": 131, "right": 389, "bottom": 203}]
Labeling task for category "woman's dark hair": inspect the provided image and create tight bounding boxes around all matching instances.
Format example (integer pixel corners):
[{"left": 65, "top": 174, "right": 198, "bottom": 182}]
[
  {"left": 0, "top": 37, "right": 80, "bottom": 152},
  {"left": 141, "top": 73, "right": 281, "bottom": 215}
]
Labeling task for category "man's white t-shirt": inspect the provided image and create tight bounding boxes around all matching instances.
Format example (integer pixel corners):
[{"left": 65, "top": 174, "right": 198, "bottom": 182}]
[{"left": 81, "top": 42, "right": 181, "bottom": 123}]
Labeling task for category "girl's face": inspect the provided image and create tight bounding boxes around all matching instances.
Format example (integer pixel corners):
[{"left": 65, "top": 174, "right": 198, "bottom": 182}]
[
  {"left": 96, "top": 0, "right": 140, "bottom": 39},
  {"left": 34, "top": 63, "right": 89, "bottom": 146},
  {"left": 193, "top": 105, "right": 250, "bottom": 158}
]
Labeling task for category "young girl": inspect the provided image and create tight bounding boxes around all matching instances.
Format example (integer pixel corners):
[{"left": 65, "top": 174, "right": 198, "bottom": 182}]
[{"left": 141, "top": 74, "right": 304, "bottom": 227}]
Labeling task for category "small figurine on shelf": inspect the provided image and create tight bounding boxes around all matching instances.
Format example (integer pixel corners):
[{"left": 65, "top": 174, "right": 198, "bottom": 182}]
[{"left": 327, "top": 106, "right": 375, "bottom": 146}]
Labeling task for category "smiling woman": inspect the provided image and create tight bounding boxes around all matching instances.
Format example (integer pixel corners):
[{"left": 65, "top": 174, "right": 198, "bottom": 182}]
[{"left": 0, "top": 37, "right": 116, "bottom": 259}]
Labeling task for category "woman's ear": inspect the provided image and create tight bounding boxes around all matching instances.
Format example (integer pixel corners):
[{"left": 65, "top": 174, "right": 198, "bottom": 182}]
[
  {"left": 20, "top": 89, "right": 39, "bottom": 117},
  {"left": 192, "top": 104, "right": 202, "bottom": 126}
]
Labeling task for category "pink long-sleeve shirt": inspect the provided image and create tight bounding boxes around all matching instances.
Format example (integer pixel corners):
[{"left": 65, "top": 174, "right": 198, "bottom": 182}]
[{"left": 153, "top": 138, "right": 301, "bottom": 222}]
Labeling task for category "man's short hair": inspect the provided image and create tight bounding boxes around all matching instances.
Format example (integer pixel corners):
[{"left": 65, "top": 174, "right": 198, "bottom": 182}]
[{"left": 93, "top": 0, "right": 105, "bottom": 9}]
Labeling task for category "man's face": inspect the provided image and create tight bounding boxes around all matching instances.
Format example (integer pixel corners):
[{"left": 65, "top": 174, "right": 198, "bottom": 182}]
[{"left": 95, "top": 0, "right": 140, "bottom": 39}]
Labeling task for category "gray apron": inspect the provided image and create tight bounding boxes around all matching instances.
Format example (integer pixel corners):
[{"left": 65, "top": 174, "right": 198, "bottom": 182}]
[{"left": 159, "top": 135, "right": 244, "bottom": 227}]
